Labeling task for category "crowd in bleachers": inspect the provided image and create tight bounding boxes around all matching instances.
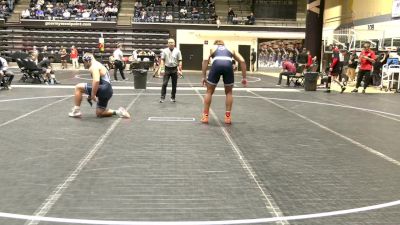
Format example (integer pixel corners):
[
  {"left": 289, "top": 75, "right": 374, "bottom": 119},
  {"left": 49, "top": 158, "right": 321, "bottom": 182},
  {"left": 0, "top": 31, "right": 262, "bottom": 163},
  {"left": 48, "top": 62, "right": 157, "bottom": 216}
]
[
  {"left": 133, "top": 0, "right": 217, "bottom": 24},
  {"left": 21, "top": 0, "right": 120, "bottom": 21},
  {"left": 0, "top": 0, "right": 15, "bottom": 21},
  {"left": 227, "top": 7, "right": 255, "bottom": 25}
]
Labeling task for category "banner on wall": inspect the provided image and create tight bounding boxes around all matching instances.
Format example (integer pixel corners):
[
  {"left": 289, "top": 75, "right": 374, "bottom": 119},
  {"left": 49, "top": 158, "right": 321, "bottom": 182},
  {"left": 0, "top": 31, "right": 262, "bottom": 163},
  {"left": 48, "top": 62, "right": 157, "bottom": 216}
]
[
  {"left": 393, "top": 0, "right": 400, "bottom": 17},
  {"left": 99, "top": 33, "right": 105, "bottom": 52},
  {"left": 257, "top": 39, "right": 304, "bottom": 69}
]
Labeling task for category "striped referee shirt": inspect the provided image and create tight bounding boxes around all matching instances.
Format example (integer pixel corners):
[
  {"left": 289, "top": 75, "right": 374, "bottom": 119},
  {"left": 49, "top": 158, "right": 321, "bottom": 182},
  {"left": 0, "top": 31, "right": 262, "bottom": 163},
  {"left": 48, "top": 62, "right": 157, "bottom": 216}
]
[{"left": 161, "top": 47, "right": 182, "bottom": 68}]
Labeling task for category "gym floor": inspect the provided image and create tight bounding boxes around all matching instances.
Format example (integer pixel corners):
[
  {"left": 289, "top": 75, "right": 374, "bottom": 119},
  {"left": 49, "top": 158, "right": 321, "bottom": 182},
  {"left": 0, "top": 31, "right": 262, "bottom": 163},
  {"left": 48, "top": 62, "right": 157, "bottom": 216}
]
[{"left": 0, "top": 69, "right": 399, "bottom": 225}]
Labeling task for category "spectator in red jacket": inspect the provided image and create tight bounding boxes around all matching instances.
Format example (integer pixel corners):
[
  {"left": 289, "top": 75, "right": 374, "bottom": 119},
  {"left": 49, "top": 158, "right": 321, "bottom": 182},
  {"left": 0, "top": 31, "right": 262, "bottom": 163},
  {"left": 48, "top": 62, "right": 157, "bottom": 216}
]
[
  {"left": 351, "top": 42, "right": 376, "bottom": 93},
  {"left": 276, "top": 59, "right": 296, "bottom": 86},
  {"left": 70, "top": 45, "right": 79, "bottom": 69}
]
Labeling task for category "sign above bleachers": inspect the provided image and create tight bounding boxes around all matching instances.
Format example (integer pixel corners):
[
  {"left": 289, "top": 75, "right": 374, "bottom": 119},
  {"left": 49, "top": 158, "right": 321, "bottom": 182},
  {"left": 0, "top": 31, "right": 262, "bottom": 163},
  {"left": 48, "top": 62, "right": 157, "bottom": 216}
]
[{"left": 20, "top": 19, "right": 117, "bottom": 29}]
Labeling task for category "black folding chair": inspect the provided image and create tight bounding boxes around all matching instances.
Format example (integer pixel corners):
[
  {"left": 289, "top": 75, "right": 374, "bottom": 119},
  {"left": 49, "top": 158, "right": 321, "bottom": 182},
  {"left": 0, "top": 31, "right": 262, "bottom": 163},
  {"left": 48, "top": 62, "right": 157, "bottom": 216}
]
[
  {"left": 16, "top": 58, "right": 30, "bottom": 82},
  {"left": 24, "top": 59, "right": 44, "bottom": 83}
]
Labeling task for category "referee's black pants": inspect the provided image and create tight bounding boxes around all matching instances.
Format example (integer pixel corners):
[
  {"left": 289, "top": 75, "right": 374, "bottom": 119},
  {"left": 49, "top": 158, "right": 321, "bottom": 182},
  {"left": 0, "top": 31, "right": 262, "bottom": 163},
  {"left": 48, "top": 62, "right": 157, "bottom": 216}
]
[{"left": 161, "top": 66, "right": 178, "bottom": 99}]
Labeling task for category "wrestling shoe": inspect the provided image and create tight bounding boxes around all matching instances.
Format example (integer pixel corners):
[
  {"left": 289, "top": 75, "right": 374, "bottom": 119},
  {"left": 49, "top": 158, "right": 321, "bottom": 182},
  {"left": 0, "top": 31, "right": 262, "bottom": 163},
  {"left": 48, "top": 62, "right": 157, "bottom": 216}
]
[
  {"left": 200, "top": 113, "right": 209, "bottom": 123},
  {"left": 224, "top": 115, "right": 232, "bottom": 124},
  {"left": 116, "top": 107, "right": 131, "bottom": 118},
  {"left": 68, "top": 107, "right": 82, "bottom": 118}
]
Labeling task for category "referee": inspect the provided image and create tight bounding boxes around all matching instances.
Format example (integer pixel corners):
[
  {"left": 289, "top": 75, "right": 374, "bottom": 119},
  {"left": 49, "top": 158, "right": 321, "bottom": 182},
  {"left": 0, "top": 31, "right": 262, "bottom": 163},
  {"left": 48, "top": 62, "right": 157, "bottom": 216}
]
[{"left": 160, "top": 38, "right": 182, "bottom": 103}]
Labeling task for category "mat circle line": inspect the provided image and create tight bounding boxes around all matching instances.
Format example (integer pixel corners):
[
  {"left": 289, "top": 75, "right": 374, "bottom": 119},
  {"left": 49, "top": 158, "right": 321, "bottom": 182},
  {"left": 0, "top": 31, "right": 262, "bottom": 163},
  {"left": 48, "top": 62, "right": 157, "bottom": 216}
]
[{"left": 1, "top": 95, "right": 399, "bottom": 224}]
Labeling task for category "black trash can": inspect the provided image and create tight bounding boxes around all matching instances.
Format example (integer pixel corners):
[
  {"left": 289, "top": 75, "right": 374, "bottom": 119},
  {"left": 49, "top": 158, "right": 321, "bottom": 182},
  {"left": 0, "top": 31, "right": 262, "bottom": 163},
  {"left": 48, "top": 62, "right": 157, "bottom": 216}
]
[
  {"left": 304, "top": 72, "right": 319, "bottom": 91},
  {"left": 133, "top": 69, "right": 148, "bottom": 89}
]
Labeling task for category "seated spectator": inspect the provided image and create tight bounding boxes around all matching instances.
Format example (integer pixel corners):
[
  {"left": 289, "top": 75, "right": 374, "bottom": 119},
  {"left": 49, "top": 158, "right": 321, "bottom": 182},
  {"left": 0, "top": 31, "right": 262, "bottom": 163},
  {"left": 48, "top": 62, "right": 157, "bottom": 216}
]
[
  {"left": 179, "top": 6, "right": 187, "bottom": 18},
  {"left": 166, "top": 12, "right": 173, "bottom": 22},
  {"left": 104, "top": 4, "right": 112, "bottom": 20},
  {"left": 246, "top": 12, "right": 255, "bottom": 25},
  {"left": 29, "top": 7, "right": 36, "bottom": 18},
  {"left": 37, "top": 0, "right": 44, "bottom": 7},
  {"left": 0, "top": 56, "right": 14, "bottom": 90},
  {"left": 139, "top": 10, "right": 147, "bottom": 22},
  {"left": 68, "top": 0, "right": 77, "bottom": 8},
  {"left": 111, "top": 5, "right": 118, "bottom": 16},
  {"left": 192, "top": 7, "right": 199, "bottom": 18},
  {"left": 36, "top": 8, "right": 44, "bottom": 19},
  {"left": 63, "top": 9, "right": 71, "bottom": 20},
  {"left": 232, "top": 14, "right": 238, "bottom": 25},
  {"left": 45, "top": 1, "right": 53, "bottom": 14},
  {"left": 227, "top": 7, "right": 234, "bottom": 24},
  {"left": 160, "top": 11, "right": 166, "bottom": 22},
  {"left": 21, "top": 8, "right": 31, "bottom": 18},
  {"left": 81, "top": 9, "right": 90, "bottom": 20},
  {"left": 277, "top": 59, "right": 296, "bottom": 86},
  {"left": 90, "top": 9, "right": 98, "bottom": 20},
  {"left": 191, "top": 0, "right": 197, "bottom": 7}
]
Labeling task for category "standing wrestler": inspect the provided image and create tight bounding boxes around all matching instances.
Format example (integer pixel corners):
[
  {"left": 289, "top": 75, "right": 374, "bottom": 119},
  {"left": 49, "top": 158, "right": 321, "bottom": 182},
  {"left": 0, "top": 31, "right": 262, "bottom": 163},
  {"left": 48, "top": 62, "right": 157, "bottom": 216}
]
[{"left": 201, "top": 40, "right": 247, "bottom": 124}]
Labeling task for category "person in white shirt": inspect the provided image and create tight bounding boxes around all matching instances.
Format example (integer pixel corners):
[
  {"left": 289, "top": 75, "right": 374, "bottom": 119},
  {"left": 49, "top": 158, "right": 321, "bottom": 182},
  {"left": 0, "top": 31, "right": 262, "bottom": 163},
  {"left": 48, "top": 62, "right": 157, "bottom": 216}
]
[
  {"left": 63, "top": 10, "right": 71, "bottom": 19},
  {"left": 0, "top": 56, "right": 14, "bottom": 90},
  {"left": 166, "top": 13, "right": 172, "bottom": 22},
  {"left": 111, "top": 5, "right": 118, "bottom": 16},
  {"left": 113, "top": 43, "right": 127, "bottom": 81},
  {"left": 179, "top": 7, "right": 187, "bottom": 18},
  {"left": 21, "top": 9, "right": 30, "bottom": 18},
  {"left": 82, "top": 10, "right": 90, "bottom": 20},
  {"left": 132, "top": 49, "right": 138, "bottom": 61},
  {"left": 104, "top": 5, "right": 112, "bottom": 20}
]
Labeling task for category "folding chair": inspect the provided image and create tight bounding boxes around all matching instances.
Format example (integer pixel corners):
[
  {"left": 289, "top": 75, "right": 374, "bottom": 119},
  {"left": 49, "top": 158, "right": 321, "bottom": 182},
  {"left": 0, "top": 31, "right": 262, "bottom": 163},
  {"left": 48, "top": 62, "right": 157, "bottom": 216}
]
[
  {"left": 16, "top": 58, "right": 30, "bottom": 82},
  {"left": 24, "top": 59, "right": 44, "bottom": 83}
]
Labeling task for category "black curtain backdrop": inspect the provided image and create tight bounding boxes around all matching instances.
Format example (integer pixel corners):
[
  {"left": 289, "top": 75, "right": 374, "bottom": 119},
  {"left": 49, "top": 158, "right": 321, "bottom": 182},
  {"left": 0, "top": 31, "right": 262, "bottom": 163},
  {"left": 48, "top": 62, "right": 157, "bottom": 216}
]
[{"left": 305, "top": 0, "right": 325, "bottom": 72}]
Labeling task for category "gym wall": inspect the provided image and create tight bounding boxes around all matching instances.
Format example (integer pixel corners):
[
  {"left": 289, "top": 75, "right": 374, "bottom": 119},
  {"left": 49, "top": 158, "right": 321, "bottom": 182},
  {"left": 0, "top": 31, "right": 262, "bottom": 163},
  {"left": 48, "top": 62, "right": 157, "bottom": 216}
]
[
  {"left": 176, "top": 30, "right": 305, "bottom": 60},
  {"left": 324, "top": 0, "right": 393, "bottom": 29}
]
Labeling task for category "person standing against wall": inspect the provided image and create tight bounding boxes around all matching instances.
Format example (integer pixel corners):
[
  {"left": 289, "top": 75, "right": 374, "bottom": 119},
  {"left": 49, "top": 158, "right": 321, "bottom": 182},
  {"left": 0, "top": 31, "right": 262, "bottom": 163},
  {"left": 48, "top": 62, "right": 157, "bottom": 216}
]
[
  {"left": 60, "top": 46, "right": 68, "bottom": 69},
  {"left": 159, "top": 38, "right": 182, "bottom": 103},
  {"left": 250, "top": 48, "right": 256, "bottom": 72},
  {"left": 70, "top": 45, "right": 79, "bottom": 69}
]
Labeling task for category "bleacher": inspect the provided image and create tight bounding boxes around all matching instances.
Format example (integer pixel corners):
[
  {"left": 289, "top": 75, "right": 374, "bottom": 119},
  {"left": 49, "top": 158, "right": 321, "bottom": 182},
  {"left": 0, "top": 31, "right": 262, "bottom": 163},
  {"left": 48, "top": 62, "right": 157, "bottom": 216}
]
[
  {"left": 0, "top": 29, "right": 169, "bottom": 63},
  {"left": 21, "top": 0, "right": 120, "bottom": 21},
  {"left": 133, "top": 1, "right": 216, "bottom": 24}
]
